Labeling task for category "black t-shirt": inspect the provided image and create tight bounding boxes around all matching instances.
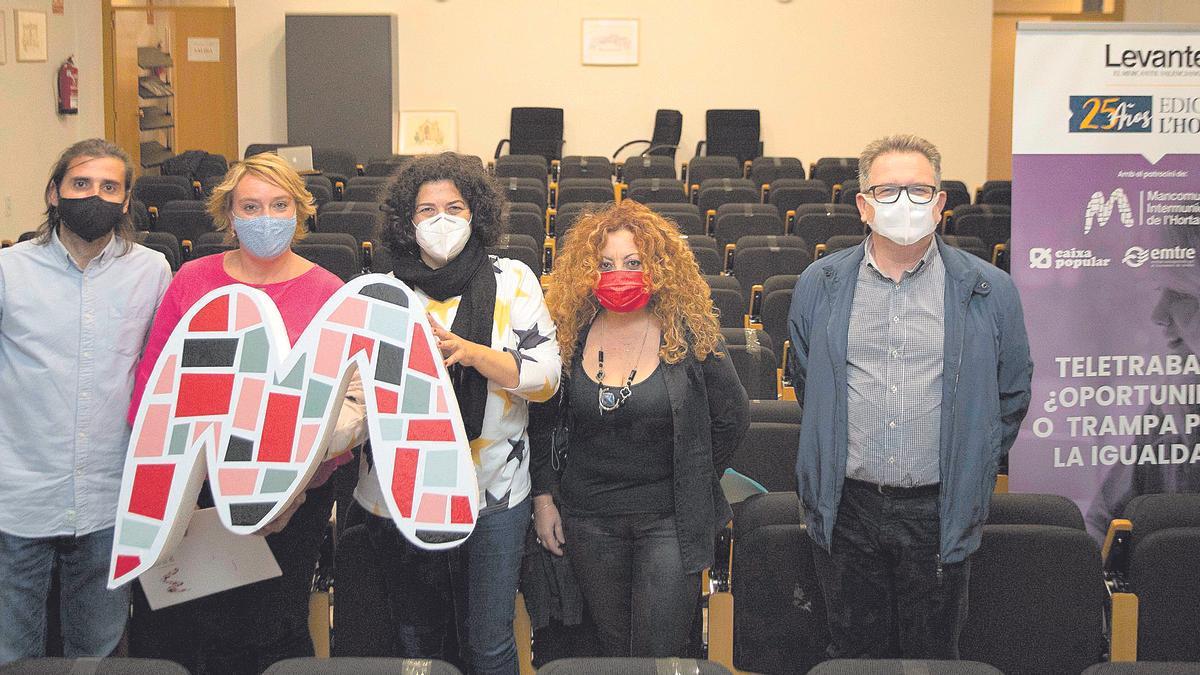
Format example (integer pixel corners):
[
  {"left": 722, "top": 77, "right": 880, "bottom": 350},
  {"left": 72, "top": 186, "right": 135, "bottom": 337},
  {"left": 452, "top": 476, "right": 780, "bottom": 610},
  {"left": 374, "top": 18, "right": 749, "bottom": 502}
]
[{"left": 559, "top": 359, "right": 675, "bottom": 516}]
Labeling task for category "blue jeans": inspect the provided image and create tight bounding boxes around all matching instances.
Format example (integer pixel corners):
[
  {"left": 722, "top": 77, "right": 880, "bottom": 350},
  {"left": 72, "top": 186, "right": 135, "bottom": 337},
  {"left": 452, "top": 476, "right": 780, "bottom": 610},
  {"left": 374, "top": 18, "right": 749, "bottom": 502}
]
[
  {"left": 365, "top": 496, "right": 531, "bottom": 675},
  {"left": 0, "top": 527, "right": 131, "bottom": 664}
]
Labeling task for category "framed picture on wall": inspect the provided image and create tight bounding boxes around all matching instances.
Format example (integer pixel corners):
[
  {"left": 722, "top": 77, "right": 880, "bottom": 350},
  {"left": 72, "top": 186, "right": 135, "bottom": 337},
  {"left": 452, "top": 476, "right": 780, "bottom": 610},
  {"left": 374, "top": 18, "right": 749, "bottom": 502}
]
[
  {"left": 581, "top": 18, "right": 638, "bottom": 66},
  {"left": 15, "top": 10, "right": 47, "bottom": 63},
  {"left": 399, "top": 110, "right": 458, "bottom": 154}
]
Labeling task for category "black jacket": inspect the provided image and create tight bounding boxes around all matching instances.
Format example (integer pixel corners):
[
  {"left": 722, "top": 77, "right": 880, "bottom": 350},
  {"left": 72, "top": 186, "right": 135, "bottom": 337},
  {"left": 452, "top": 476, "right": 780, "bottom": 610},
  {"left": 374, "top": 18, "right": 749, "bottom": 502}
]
[{"left": 530, "top": 324, "right": 750, "bottom": 573}]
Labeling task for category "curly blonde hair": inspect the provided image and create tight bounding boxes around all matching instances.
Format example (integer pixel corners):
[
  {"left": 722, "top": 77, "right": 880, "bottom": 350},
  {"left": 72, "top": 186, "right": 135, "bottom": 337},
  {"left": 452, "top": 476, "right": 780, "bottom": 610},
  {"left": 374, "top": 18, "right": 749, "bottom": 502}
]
[{"left": 546, "top": 200, "right": 722, "bottom": 367}]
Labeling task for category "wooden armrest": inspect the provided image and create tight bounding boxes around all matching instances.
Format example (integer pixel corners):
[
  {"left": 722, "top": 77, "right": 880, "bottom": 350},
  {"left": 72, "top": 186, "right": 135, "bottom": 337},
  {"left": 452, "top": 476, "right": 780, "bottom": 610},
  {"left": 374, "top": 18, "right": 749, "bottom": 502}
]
[
  {"left": 1103, "top": 518, "right": 1133, "bottom": 567},
  {"left": 786, "top": 209, "right": 795, "bottom": 235},
  {"left": 724, "top": 244, "right": 736, "bottom": 273},
  {"left": 742, "top": 159, "right": 752, "bottom": 178},
  {"left": 1110, "top": 591, "right": 1138, "bottom": 661},
  {"left": 748, "top": 284, "right": 765, "bottom": 328},
  {"left": 992, "top": 242, "right": 1007, "bottom": 267},
  {"left": 760, "top": 184, "right": 770, "bottom": 203},
  {"left": 616, "top": 183, "right": 627, "bottom": 202},
  {"left": 706, "top": 209, "right": 717, "bottom": 237},
  {"left": 690, "top": 184, "right": 699, "bottom": 204},
  {"left": 993, "top": 474, "right": 1009, "bottom": 494},
  {"left": 815, "top": 243, "right": 828, "bottom": 259},
  {"left": 548, "top": 182, "right": 558, "bottom": 210},
  {"left": 708, "top": 590, "right": 736, "bottom": 673},
  {"left": 547, "top": 208, "right": 557, "bottom": 237},
  {"left": 355, "top": 163, "right": 365, "bottom": 176}
]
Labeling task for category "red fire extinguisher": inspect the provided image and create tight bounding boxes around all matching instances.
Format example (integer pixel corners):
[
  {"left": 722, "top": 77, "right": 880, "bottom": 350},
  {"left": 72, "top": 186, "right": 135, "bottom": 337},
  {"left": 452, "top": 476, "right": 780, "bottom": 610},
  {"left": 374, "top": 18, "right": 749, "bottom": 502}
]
[{"left": 57, "top": 56, "right": 78, "bottom": 115}]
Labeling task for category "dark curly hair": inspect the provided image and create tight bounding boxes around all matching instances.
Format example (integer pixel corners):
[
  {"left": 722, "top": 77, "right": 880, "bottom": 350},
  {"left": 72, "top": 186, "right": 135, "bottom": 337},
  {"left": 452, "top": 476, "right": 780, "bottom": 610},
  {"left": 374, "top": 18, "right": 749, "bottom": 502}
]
[{"left": 378, "top": 152, "right": 506, "bottom": 253}]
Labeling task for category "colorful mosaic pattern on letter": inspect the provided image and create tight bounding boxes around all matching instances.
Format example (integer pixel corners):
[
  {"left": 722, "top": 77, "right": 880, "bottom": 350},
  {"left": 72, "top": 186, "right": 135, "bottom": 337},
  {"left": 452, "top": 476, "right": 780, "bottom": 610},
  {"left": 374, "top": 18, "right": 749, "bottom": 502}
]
[{"left": 109, "top": 275, "right": 477, "bottom": 588}]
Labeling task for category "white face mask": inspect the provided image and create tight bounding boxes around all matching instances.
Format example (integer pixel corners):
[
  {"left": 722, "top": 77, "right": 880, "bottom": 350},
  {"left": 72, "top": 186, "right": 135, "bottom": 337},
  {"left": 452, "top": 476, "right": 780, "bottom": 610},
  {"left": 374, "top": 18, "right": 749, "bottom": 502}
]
[
  {"left": 413, "top": 212, "right": 472, "bottom": 266},
  {"left": 867, "top": 193, "right": 938, "bottom": 246}
]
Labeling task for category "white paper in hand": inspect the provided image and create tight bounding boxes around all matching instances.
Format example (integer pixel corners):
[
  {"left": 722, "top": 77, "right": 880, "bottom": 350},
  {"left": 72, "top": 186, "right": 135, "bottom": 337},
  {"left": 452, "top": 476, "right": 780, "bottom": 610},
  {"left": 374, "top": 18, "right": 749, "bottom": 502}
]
[{"left": 140, "top": 507, "right": 282, "bottom": 610}]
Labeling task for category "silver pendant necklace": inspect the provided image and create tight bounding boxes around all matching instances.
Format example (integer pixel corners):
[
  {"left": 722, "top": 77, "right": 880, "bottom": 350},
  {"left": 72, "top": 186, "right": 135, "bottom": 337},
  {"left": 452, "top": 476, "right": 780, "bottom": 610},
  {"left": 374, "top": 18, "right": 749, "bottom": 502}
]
[{"left": 596, "top": 317, "right": 651, "bottom": 413}]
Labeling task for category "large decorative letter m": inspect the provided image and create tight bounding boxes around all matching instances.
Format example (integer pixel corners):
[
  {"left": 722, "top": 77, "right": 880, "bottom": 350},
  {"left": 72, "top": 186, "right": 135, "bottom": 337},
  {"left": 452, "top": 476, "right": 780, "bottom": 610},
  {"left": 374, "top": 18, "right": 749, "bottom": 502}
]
[{"left": 109, "top": 274, "right": 477, "bottom": 588}]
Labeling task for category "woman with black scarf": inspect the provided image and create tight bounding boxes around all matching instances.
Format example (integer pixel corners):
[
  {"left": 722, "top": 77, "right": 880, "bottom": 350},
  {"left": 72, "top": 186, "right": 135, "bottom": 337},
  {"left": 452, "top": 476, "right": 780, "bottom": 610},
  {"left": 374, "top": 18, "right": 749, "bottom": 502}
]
[{"left": 352, "top": 152, "right": 561, "bottom": 675}]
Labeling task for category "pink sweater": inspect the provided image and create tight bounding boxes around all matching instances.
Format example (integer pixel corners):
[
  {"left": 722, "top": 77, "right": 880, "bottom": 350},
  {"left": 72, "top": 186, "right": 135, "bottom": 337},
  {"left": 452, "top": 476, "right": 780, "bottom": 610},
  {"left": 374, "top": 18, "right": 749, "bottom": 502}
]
[{"left": 130, "top": 252, "right": 350, "bottom": 487}]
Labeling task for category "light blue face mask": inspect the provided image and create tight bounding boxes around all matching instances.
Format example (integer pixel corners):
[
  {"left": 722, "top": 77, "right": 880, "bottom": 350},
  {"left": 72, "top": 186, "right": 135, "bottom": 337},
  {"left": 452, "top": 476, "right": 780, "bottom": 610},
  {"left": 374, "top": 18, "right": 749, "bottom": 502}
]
[{"left": 233, "top": 215, "right": 295, "bottom": 259}]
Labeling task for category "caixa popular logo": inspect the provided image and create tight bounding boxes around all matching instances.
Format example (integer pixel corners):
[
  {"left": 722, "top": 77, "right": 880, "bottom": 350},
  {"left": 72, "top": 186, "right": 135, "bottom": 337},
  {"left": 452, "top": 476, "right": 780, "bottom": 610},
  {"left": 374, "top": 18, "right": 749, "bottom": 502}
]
[{"left": 1068, "top": 96, "right": 1152, "bottom": 133}]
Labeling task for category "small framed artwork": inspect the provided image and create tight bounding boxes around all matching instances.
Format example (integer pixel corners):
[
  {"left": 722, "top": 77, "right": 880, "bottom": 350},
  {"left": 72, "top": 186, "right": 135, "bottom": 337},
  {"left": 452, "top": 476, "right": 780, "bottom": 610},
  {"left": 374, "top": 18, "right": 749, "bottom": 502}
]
[
  {"left": 399, "top": 110, "right": 458, "bottom": 154},
  {"left": 15, "top": 9, "right": 47, "bottom": 63},
  {"left": 581, "top": 18, "right": 638, "bottom": 66}
]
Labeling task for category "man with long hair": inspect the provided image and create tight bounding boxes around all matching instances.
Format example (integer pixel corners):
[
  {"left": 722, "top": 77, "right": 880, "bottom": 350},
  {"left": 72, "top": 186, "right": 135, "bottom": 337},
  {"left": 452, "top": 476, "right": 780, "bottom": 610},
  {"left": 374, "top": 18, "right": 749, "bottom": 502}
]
[{"left": 0, "top": 139, "right": 171, "bottom": 663}]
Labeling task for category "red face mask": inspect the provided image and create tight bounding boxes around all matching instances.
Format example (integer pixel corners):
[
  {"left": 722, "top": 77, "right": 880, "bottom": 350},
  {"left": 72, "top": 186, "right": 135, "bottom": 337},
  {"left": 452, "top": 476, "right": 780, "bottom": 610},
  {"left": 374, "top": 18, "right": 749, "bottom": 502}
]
[{"left": 594, "top": 270, "right": 651, "bottom": 313}]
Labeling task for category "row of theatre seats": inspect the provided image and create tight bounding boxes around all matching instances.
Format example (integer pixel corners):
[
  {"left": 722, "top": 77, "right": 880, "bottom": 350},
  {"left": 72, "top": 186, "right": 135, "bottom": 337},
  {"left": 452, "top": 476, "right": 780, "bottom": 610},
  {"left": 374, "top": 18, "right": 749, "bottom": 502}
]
[{"left": 6, "top": 655, "right": 1199, "bottom": 675}]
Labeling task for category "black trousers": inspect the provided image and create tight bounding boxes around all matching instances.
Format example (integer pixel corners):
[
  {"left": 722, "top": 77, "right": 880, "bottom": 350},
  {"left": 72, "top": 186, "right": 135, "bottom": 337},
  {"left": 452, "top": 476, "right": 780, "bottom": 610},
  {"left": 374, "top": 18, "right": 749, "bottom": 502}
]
[
  {"left": 130, "top": 479, "right": 335, "bottom": 675},
  {"left": 811, "top": 478, "right": 970, "bottom": 660},
  {"left": 562, "top": 512, "right": 699, "bottom": 657}
]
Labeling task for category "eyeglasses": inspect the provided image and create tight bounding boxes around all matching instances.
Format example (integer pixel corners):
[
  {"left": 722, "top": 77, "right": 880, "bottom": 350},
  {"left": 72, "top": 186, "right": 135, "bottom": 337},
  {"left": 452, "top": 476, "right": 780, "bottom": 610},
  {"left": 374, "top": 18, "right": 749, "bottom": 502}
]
[{"left": 864, "top": 184, "right": 938, "bottom": 205}]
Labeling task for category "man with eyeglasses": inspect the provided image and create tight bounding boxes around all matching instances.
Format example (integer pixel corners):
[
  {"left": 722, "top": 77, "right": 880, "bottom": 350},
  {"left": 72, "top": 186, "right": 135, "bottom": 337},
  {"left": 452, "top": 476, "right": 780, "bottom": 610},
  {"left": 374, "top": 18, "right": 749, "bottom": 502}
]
[{"left": 787, "top": 134, "right": 1032, "bottom": 659}]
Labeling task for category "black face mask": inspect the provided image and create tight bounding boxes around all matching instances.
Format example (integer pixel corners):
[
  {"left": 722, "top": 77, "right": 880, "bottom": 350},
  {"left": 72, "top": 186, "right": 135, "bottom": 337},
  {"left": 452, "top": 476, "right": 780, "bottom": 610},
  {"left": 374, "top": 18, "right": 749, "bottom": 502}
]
[{"left": 56, "top": 194, "right": 125, "bottom": 242}]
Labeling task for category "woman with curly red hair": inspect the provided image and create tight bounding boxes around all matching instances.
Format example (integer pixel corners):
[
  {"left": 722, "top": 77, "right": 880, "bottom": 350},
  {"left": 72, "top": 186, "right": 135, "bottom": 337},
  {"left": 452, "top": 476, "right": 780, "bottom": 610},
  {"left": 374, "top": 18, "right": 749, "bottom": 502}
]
[{"left": 530, "top": 200, "right": 749, "bottom": 657}]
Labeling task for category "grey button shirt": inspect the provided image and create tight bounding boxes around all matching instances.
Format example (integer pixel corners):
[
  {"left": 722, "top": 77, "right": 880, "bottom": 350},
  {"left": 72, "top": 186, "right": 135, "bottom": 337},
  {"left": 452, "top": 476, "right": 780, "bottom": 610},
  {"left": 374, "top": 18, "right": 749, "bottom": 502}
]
[
  {"left": 0, "top": 231, "right": 171, "bottom": 537},
  {"left": 846, "top": 235, "right": 945, "bottom": 487}
]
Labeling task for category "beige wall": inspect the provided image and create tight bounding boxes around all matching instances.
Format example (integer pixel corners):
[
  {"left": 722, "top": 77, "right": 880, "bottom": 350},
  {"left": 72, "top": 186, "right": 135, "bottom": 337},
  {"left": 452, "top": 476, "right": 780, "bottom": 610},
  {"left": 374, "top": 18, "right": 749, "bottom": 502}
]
[
  {"left": 1125, "top": 0, "right": 1200, "bottom": 22},
  {"left": 0, "top": 0, "right": 104, "bottom": 241},
  {"left": 234, "top": 0, "right": 995, "bottom": 191}
]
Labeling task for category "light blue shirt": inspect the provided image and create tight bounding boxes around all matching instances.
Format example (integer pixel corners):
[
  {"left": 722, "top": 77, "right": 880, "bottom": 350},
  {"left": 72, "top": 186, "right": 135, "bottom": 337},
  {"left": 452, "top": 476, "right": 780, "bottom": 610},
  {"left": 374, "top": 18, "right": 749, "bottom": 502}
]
[{"left": 0, "top": 230, "right": 171, "bottom": 537}]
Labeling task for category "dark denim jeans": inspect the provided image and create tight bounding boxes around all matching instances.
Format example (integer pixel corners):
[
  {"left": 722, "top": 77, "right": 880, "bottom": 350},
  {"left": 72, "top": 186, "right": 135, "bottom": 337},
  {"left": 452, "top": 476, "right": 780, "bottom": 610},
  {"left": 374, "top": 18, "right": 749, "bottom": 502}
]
[
  {"left": 811, "top": 478, "right": 970, "bottom": 660},
  {"left": 366, "top": 496, "right": 530, "bottom": 675},
  {"left": 562, "top": 512, "right": 700, "bottom": 657},
  {"left": 129, "top": 479, "right": 335, "bottom": 675},
  {"left": 0, "top": 527, "right": 130, "bottom": 664}
]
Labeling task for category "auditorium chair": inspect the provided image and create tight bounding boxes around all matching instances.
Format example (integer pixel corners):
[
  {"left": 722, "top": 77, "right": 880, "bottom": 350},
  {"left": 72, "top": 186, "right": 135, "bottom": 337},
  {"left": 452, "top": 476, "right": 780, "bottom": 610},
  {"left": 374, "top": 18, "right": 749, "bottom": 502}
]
[
  {"left": 947, "top": 205, "right": 1010, "bottom": 253},
  {"left": 625, "top": 179, "right": 689, "bottom": 205},
  {"left": 697, "top": 179, "right": 760, "bottom": 233},
  {"left": 156, "top": 199, "right": 215, "bottom": 251},
  {"left": 489, "top": 233, "right": 544, "bottom": 278},
  {"left": 617, "top": 155, "right": 676, "bottom": 182},
  {"left": 748, "top": 398, "right": 801, "bottom": 425},
  {"left": 795, "top": 213, "right": 864, "bottom": 258},
  {"left": 976, "top": 180, "right": 1012, "bottom": 207},
  {"left": 502, "top": 205, "right": 550, "bottom": 243},
  {"left": 711, "top": 204, "right": 785, "bottom": 249},
  {"left": 730, "top": 422, "right": 800, "bottom": 489},
  {"left": 500, "top": 177, "right": 550, "bottom": 209},
  {"left": 647, "top": 203, "right": 704, "bottom": 235},
  {"left": 720, "top": 326, "right": 775, "bottom": 356},
  {"left": 311, "top": 147, "right": 358, "bottom": 184},
  {"left": 557, "top": 156, "right": 613, "bottom": 181},
  {"left": 294, "top": 238, "right": 362, "bottom": 281},
  {"left": 1082, "top": 664, "right": 1200, "bottom": 674},
  {"left": 343, "top": 176, "right": 389, "bottom": 203},
  {"left": 537, "top": 658, "right": 729, "bottom": 675},
  {"left": 362, "top": 155, "right": 414, "bottom": 177},
  {"left": 809, "top": 157, "right": 859, "bottom": 193},
  {"left": 304, "top": 175, "right": 334, "bottom": 210},
  {"left": 685, "top": 157, "right": 744, "bottom": 199},
  {"left": 814, "top": 234, "right": 866, "bottom": 259},
  {"left": 986, "top": 492, "right": 1086, "bottom": 530},
  {"left": 554, "top": 178, "right": 615, "bottom": 209},
  {"left": 612, "top": 108, "right": 683, "bottom": 162},
  {"left": 494, "top": 107, "right": 565, "bottom": 166},
  {"left": 129, "top": 199, "right": 153, "bottom": 231},
  {"left": 958, "top": 524, "right": 1107, "bottom": 674},
  {"left": 941, "top": 235, "right": 991, "bottom": 261},
  {"left": 768, "top": 180, "right": 834, "bottom": 225},
  {"left": 694, "top": 109, "right": 763, "bottom": 166},
  {"left": 749, "top": 157, "right": 806, "bottom": 195},
  {"left": 707, "top": 491, "right": 828, "bottom": 675},
  {"left": 494, "top": 154, "right": 550, "bottom": 181},
  {"left": 316, "top": 203, "right": 380, "bottom": 245},
  {"left": 549, "top": 202, "right": 604, "bottom": 239},
  {"left": 726, "top": 342, "right": 779, "bottom": 401},
  {"left": 808, "top": 660, "right": 1002, "bottom": 674},
  {"left": 132, "top": 175, "right": 195, "bottom": 220},
  {"left": 940, "top": 179, "right": 973, "bottom": 214},
  {"left": 727, "top": 236, "right": 811, "bottom": 303},
  {"left": 835, "top": 178, "right": 860, "bottom": 205},
  {"left": 747, "top": 274, "right": 799, "bottom": 366},
  {"left": 136, "top": 231, "right": 182, "bottom": 271},
  {"left": 244, "top": 142, "right": 288, "bottom": 158},
  {"left": 1103, "top": 493, "right": 1200, "bottom": 662},
  {"left": 263, "top": 657, "right": 462, "bottom": 674},
  {"left": 705, "top": 275, "right": 746, "bottom": 330}
]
